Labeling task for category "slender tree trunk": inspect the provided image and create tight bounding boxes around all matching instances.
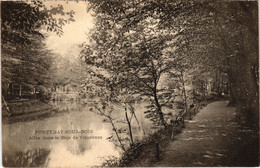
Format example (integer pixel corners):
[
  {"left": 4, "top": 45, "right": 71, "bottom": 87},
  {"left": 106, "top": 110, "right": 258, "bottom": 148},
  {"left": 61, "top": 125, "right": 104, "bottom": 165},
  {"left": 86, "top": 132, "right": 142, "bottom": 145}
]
[
  {"left": 180, "top": 71, "right": 189, "bottom": 119},
  {"left": 2, "top": 95, "right": 11, "bottom": 116},
  {"left": 109, "top": 117, "right": 126, "bottom": 151},
  {"left": 11, "top": 83, "right": 14, "bottom": 95},
  {"left": 228, "top": 82, "right": 236, "bottom": 106},
  {"left": 245, "top": 64, "right": 259, "bottom": 127},
  {"left": 140, "top": 113, "right": 147, "bottom": 136},
  {"left": 153, "top": 89, "right": 167, "bottom": 127},
  {"left": 202, "top": 82, "right": 207, "bottom": 102},
  {"left": 227, "top": 72, "right": 237, "bottom": 106},
  {"left": 205, "top": 78, "right": 208, "bottom": 96},
  {"left": 129, "top": 104, "right": 142, "bottom": 132},
  {"left": 125, "top": 109, "right": 134, "bottom": 144},
  {"left": 19, "top": 84, "right": 22, "bottom": 98},
  {"left": 34, "top": 88, "right": 37, "bottom": 105},
  {"left": 3, "top": 83, "right": 8, "bottom": 97}
]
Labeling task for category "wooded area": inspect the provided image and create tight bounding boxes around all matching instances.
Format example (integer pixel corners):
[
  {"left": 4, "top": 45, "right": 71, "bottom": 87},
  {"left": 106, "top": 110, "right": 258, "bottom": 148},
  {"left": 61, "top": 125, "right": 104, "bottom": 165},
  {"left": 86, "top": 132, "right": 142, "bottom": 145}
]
[
  {"left": 1, "top": 1, "right": 80, "bottom": 102},
  {"left": 80, "top": 0, "right": 258, "bottom": 130},
  {"left": 1, "top": 1, "right": 259, "bottom": 166}
]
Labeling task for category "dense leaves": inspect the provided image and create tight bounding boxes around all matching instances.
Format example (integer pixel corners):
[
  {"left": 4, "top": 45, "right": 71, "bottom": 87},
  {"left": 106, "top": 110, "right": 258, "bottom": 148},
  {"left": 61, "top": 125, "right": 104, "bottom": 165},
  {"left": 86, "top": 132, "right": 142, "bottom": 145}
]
[
  {"left": 82, "top": 0, "right": 258, "bottom": 128},
  {"left": 1, "top": 1, "right": 75, "bottom": 100},
  {"left": 1, "top": 1, "right": 75, "bottom": 44}
]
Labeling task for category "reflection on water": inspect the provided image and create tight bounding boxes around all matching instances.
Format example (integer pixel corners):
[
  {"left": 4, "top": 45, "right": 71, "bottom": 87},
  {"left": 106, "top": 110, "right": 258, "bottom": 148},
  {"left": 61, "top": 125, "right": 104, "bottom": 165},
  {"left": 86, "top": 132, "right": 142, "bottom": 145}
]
[
  {"left": 3, "top": 149, "right": 50, "bottom": 167},
  {"left": 44, "top": 129, "right": 120, "bottom": 167},
  {"left": 50, "top": 101, "right": 85, "bottom": 112},
  {"left": 3, "top": 101, "right": 154, "bottom": 167}
]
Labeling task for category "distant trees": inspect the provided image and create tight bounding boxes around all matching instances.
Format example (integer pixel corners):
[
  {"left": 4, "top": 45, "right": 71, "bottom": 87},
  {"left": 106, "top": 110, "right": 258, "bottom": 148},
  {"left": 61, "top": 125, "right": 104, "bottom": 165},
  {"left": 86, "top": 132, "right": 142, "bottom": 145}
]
[
  {"left": 51, "top": 54, "right": 89, "bottom": 90},
  {"left": 2, "top": 35, "right": 53, "bottom": 98},
  {"left": 1, "top": 1, "right": 75, "bottom": 100}
]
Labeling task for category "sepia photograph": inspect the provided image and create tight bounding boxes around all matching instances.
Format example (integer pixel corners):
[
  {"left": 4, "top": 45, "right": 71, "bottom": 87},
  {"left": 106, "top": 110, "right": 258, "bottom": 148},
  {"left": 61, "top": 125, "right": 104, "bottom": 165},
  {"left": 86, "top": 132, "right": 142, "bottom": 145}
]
[{"left": 1, "top": 0, "right": 259, "bottom": 167}]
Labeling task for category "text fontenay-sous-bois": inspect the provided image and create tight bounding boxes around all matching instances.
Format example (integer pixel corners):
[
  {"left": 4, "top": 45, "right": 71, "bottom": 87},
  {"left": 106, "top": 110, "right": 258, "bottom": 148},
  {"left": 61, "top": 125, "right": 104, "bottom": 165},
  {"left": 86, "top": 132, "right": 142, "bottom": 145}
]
[{"left": 34, "top": 129, "right": 93, "bottom": 134}]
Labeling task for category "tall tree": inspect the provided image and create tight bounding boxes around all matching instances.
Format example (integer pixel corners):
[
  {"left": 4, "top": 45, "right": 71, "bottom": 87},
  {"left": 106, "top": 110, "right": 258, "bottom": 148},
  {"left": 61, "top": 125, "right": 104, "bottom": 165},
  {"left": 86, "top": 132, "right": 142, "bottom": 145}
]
[
  {"left": 80, "top": 9, "right": 179, "bottom": 127},
  {"left": 1, "top": 1, "right": 75, "bottom": 100},
  {"left": 85, "top": 0, "right": 258, "bottom": 128}
]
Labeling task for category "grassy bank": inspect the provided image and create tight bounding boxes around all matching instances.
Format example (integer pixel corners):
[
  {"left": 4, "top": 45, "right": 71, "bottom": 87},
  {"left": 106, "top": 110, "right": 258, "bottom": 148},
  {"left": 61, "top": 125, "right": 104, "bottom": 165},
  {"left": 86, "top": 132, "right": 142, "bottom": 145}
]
[
  {"left": 117, "top": 127, "right": 182, "bottom": 167},
  {"left": 101, "top": 126, "right": 178, "bottom": 167},
  {"left": 103, "top": 108, "right": 199, "bottom": 167},
  {"left": 2, "top": 100, "right": 59, "bottom": 124},
  {"left": 2, "top": 100, "right": 53, "bottom": 117}
]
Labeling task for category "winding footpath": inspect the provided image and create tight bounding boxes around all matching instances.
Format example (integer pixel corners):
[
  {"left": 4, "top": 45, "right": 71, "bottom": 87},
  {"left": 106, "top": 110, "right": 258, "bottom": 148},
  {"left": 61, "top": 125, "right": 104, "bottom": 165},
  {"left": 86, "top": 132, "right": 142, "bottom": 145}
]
[{"left": 151, "top": 101, "right": 259, "bottom": 167}]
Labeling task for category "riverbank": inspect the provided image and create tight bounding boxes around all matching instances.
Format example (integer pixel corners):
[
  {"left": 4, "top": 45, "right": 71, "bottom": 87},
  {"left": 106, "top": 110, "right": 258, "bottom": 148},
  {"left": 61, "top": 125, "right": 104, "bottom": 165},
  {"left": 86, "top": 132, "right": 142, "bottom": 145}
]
[
  {"left": 115, "top": 126, "right": 182, "bottom": 167},
  {"left": 102, "top": 105, "right": 203, "bottom": 166},
  {"left": 2, "top": 100, "right": 58, "bottom": 124}
]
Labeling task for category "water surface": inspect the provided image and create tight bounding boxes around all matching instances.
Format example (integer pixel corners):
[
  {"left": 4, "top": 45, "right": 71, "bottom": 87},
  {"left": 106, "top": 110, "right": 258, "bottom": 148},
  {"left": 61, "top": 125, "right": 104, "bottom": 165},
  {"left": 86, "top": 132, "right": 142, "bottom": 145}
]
[{"left": 3, "top": 101, "right": 153, "bottom": 167}]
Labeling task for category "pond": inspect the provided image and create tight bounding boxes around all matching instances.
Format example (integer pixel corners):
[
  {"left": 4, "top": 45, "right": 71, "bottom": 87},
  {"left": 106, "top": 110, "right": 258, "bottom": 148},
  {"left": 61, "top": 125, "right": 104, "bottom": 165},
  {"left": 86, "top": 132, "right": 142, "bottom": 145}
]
[{"left": 2, "top": 101, "right": 154, "bottom": 167}]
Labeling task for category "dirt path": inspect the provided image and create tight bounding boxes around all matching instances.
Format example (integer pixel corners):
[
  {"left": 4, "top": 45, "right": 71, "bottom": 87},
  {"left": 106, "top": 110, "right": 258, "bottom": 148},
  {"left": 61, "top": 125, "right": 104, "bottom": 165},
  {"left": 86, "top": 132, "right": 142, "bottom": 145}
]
[{"left": 151, "top": 101, "right": 259, "bottom": 167}]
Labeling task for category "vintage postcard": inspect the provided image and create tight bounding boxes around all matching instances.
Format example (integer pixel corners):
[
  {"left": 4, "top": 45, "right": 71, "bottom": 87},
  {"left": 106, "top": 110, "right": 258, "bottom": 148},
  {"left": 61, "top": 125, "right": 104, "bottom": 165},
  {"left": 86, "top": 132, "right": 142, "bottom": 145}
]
[{"left": 1, "top": 1, "right": 259, "bottom": 167}]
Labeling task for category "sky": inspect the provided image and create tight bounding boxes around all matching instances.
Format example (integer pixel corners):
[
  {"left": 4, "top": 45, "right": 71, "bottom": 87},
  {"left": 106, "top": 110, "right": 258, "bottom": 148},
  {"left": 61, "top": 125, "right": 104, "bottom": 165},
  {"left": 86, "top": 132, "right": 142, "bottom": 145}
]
[{"left": 43, "top": 1, "right": 94, "bottom": 60}]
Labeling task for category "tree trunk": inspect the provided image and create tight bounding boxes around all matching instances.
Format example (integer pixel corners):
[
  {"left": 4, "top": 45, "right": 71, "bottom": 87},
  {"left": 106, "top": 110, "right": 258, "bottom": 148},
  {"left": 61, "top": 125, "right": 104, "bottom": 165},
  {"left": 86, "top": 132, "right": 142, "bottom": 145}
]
[
  {"left": 33, "top": 88, "right": 37, "bottom": 105},
  {"left": 2, "top": 82, "right": 8, "bottom": 98},
  {"left": 129, "top": 104, "right": 142, "bottom": 132},
  {"left": 109, "top": 117, "right": 126, "bottom": 151},
  {"left": 228, "top": 53, "right": 258, "bottom": 128},
  {"left": 19, "top": 85, "right": 22, "bottom": 99},
  {"left": 2, "top": 95, "right": 10, "bottom": 116},
  {"left": 10, "top": 83, "right": 14, "bottom": 95},
  {"left": 125, "top": 109, "right": 134, "bottom": 144},
  {"left": 228, "top": 82, "right": 236, "bottom": 106},
  {"left": 153, "top": 89, "right": 167, "bottom": 128},
  {"left": 180, "top": 71, "right": 189, "bottom": 119}
]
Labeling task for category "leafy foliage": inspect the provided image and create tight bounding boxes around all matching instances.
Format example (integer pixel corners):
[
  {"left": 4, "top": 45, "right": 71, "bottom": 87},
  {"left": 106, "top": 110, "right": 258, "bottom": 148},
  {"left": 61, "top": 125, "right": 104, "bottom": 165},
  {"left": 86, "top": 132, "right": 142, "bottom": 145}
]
[
  {"left": 1, "top": 1, "right": 75, "bottom": 100},
  {"left": 2, "top": 35, "right": 53, "bottom": 87},
  {"left": 1, "top": 1, "right": 75, "bottom": 44},
  {"left": 84, "top": 0, "right": 258, "bottom": 128}
]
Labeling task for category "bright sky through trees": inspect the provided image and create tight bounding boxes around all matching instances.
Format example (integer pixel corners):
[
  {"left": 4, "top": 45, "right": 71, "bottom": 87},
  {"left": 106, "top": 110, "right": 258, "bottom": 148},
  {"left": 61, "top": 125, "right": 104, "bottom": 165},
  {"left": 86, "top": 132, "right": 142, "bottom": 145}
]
[{"left": 43, "top": 1, "right": 93, "bottom": 57}]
